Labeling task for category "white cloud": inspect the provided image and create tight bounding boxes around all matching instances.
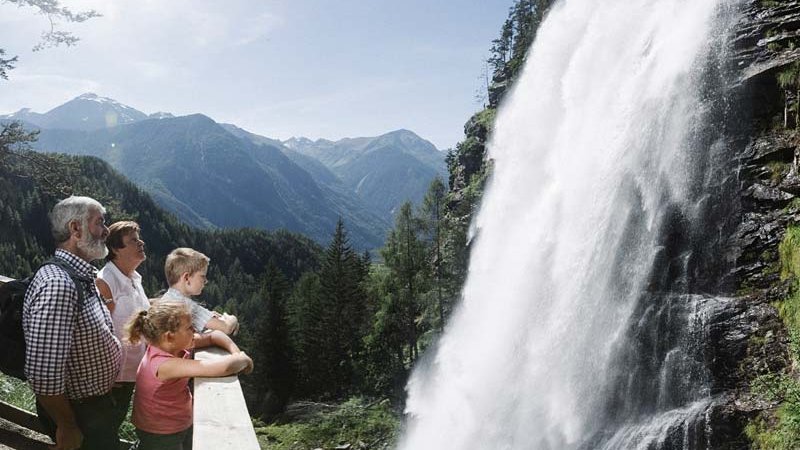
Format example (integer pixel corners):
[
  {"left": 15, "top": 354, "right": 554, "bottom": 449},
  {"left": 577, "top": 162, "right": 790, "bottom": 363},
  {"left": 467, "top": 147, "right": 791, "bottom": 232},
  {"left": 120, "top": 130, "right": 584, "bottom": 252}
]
[
  {"left": 131, "top": 60, "right": 171, "bottom": 80},
  {"left": 0, "top": 70, "right": 100, "bottom": 113},
  {"left": 234, "top": 12, "right": 283, "bottom": 46}
]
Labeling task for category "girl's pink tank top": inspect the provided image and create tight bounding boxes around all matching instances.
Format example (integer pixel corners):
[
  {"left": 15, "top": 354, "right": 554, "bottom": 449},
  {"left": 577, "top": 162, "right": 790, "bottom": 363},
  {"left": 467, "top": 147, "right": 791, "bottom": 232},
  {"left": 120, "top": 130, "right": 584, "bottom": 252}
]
[{"left": 132, "top": 344, "right": 193, "bottom": 434}]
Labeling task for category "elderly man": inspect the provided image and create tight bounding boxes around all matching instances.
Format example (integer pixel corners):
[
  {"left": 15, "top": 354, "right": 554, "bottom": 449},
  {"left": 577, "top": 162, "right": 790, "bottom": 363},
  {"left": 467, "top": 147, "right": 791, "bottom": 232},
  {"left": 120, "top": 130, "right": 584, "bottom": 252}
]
[{"left": 23, "top": 196, "right": 122, "bottom": 450}]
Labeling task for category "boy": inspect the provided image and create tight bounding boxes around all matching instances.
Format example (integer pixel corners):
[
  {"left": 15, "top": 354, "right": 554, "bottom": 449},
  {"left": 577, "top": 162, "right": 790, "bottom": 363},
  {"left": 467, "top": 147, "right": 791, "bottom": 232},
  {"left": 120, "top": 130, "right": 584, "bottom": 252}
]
[{"left": 161, "top": 248, "right": 239, "bottom": 335}]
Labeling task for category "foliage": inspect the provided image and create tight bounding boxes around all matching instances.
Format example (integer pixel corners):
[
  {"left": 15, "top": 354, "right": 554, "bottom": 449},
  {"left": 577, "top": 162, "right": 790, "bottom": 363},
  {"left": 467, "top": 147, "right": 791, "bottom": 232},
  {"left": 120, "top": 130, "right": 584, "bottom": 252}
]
[
  {"left": 3, "top": 0, "right": 101, "bottom": 51},
  {"left": 0, "top": 48, "right": 16, "bottom": 79},
  {"left": 748, "top": 226, "right": 800, "bottom": 446},
  {"left": 745, "top": 331, "right": 800, "bottom": 449},
  {"left": 254, "top": 397, "right": 399, "bottom": 450},
  {"left": 777, "top": 62, "right": 800, "bottom": 129},
  {"left": 0, "top": 373, "right": 35, "bottom": 411},
  {"left": 746, "top": 402, "right": 800, "bottom": 450},
  {"left": 379, "top": 202, "right": 429, "bottom": 364},
  {"left": 245, "top": 263, "right": 295, "bottom": 420},
  {"left": 780, "top": 226, "right": 800, "bottom": 285},
  {"left": 419, "top": 176, "right": 448, "bottom": 331},
  {"left": 487, "top": 0, "right": 555, "bottom": 107},
  {"left": 286, "top": 220, "right": 371, "bottom": 400}
]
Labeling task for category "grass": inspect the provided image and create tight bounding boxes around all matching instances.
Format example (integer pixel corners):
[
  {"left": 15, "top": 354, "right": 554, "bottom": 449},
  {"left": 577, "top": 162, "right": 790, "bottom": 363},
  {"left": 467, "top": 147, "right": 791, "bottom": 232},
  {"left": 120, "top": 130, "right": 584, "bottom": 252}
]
[
  {"left": 746, "top": 225, "right": 800, "bottom": 448},
  {"left": 0, "top": 373, "right": 35, "bottom": 411},
  {"left": 255, "top": 397, "right": 400, "bottom": 450}
]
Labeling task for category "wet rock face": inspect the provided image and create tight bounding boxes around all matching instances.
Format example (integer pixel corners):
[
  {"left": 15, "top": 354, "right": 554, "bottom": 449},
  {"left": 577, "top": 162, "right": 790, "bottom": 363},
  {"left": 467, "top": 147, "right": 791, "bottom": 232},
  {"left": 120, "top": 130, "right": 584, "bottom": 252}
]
[
  {"left": 700, "top": 0, "right": 800, "bottom": 445},
  {"left": 733, "top": 0, "right": 800, "bottom": 83},
  {"left": 707, "top": 297, "right": 789, "bottom": 393}
]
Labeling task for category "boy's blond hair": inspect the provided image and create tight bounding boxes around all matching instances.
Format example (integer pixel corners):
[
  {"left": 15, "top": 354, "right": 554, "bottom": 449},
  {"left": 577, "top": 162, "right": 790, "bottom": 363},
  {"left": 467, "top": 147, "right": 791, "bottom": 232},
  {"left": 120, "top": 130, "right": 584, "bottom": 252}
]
[{"left": 164, "top": 247, "right": 210, "bottom": 286}]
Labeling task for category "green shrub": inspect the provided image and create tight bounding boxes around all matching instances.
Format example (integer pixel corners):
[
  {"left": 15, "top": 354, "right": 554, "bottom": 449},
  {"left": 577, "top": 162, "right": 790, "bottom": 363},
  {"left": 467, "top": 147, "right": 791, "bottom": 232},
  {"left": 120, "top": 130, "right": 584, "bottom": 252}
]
[
  {"left": 748, "top": 226, "right": 800, "bottom": 447},
  {"left": 255, "top": 397, "right": 400, "bottom": 450}
]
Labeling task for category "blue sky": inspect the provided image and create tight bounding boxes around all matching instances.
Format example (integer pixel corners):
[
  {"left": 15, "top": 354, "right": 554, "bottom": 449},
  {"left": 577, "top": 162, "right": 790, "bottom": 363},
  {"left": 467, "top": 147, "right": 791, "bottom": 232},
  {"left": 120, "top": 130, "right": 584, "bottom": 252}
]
[{"left": 0, "top": 1, "right": 513, "bottom": 149}]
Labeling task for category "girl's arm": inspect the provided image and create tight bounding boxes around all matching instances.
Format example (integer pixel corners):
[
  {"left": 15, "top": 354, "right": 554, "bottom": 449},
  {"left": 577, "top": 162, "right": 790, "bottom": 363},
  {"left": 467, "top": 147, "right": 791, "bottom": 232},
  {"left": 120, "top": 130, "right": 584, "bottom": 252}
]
[
  {"left": 156, "top": 352, "right": 253, "bottom": 380},
  {"left": 192, "top": 330, "right": 241, "bottom": 354}
]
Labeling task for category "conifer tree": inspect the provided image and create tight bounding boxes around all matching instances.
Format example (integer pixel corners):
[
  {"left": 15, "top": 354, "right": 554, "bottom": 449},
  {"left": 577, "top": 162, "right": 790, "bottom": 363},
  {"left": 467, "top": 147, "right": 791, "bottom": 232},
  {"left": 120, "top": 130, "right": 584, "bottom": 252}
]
[
  {"left": 420, "top": 176, "right": 448, "bottom": 331},
  {"left": 249, "top": 262, "right": 293, "bottom": 420},
  {"left": 286, "top": 272, "right": 323, "bottom": 395},
  {"left": 363, "top": 266, "right": 408, "bottom": 399},
  {"left": 288, "top": 219, "right": 369, "bottom": 398},
  {"left": 380, "top": 202, "right": 428, "bottom": 362}
]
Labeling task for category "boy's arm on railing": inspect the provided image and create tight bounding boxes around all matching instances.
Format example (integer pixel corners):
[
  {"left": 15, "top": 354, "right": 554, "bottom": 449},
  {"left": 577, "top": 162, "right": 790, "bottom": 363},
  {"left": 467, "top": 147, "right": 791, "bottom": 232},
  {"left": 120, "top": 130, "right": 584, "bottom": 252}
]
[{"left": 193, "top": 330, "right": 240, "bottom": 354}]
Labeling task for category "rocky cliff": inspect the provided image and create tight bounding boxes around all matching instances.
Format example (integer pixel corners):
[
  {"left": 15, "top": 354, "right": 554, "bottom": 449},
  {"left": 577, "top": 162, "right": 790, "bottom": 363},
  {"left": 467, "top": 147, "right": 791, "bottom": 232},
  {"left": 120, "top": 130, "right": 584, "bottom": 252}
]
[{"left": 637, "top": 0, "right": 800, "bottom": 447}]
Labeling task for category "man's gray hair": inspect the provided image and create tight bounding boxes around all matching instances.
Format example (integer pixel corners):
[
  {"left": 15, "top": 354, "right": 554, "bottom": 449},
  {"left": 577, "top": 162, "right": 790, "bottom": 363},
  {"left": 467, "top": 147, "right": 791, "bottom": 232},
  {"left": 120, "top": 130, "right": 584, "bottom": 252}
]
[{"left": 50, "top": 196, "right": 106, "bottom": 244}]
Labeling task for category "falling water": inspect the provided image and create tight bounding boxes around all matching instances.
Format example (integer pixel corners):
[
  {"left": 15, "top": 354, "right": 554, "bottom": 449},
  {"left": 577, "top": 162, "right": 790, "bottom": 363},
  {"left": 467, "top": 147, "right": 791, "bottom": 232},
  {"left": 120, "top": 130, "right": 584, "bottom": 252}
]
[{"left": 399, "top": 0, "right": 743, "bottom": 449}]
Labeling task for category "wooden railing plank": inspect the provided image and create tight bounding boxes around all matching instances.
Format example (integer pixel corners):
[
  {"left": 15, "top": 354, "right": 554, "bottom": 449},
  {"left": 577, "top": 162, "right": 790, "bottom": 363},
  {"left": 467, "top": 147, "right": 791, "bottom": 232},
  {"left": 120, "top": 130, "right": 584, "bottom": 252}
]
[
  {"left": 0, "top": 416, "right": 51, "bottom": 449},
  {"left": 193, "top": 347, "right": 259, "bottom": 450},
  {"left": 0, "top": 402, "right": 47, "bottom": 436}
]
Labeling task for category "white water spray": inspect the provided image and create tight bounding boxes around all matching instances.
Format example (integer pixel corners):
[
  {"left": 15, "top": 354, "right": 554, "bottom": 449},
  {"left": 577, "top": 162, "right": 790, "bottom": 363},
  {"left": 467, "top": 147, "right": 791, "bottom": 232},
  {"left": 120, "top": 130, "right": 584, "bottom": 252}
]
[{"left": 400, "top": 0, "right": 741, "bottom": 449}]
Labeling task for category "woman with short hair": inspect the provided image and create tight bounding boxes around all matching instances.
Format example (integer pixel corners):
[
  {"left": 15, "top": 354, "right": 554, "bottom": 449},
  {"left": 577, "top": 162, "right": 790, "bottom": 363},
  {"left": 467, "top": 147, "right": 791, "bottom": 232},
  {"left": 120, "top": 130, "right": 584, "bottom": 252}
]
[{"left": 96, "top": 220, "right": 150, "bottom": 442}]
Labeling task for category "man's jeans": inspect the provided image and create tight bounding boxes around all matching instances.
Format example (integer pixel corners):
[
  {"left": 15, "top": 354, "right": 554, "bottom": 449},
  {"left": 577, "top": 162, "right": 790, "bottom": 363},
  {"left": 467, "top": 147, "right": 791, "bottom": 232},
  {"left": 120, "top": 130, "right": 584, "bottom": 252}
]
[{"left": 36, "top": 392, "right": 121, "bottom": 450}]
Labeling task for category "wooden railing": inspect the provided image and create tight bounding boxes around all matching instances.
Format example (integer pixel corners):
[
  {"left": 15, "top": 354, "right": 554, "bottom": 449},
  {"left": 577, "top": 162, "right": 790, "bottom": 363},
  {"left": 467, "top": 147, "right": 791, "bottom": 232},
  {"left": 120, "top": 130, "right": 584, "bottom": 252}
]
[
  {"left": 193, "top": 347, "right": 260, "bottom": 450},
  {"left": 0, "top": 401, "right": 52, "bottom": 449}
]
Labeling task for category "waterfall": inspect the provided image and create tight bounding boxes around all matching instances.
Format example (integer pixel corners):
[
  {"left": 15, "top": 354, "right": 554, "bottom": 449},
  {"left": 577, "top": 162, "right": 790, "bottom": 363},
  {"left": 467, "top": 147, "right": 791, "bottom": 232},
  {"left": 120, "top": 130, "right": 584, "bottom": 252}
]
[{"left": 399, "top": 0, "right": 743, "bottom": 449}]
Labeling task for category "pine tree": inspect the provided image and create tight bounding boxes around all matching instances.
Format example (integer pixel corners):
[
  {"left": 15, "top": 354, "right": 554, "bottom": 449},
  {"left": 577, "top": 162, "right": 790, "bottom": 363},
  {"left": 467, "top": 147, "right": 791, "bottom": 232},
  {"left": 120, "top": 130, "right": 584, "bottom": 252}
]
[
  {"left": 249, "top": 262, "right": 293, "bottom": 420},
  {"left": 420, "top": 176, "right": 448, "bottom": 331},
  {"left": 363, "top": 266, "right": 408, "bottom": 399},
  {"left": 286, "top": 272, "right": 323, "bottom": 395},
  {"left": 381, "top": 202, "right": 429, "bottom": 362},
  {"left": 288, "top": 219, "right": 369, "bottom": 398}
]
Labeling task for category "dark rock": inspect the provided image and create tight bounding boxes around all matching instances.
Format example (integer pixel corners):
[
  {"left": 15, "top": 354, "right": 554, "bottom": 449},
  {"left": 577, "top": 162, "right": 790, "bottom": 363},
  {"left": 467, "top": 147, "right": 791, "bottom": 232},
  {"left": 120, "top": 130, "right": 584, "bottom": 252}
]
[
  {"left": 707, "top": 297, "right": 789, "bottom": 392},
  {"left": 733, "top": 0, "right": 800, "bottom": 83},
  {"left": 743, "top": 183, "right": 794, "bottom": 207},
  {"left": 739, "top": 132, "right": 795, "bottom": 167}
]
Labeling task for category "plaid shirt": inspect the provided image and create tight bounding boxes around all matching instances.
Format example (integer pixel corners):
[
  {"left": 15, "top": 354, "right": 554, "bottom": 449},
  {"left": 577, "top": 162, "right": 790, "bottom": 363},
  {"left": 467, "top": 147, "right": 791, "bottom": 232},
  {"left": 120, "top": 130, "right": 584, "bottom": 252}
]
[{"left": 23, "top": 249, "right": 121, "bottom": 399}]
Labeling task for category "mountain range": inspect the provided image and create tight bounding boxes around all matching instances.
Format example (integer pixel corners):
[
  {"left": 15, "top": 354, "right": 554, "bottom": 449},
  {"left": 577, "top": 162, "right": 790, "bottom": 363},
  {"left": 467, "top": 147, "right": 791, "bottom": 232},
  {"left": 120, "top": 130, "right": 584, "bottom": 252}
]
[{"left": 2, "top": 93, "right": 446, "bottom": 249}]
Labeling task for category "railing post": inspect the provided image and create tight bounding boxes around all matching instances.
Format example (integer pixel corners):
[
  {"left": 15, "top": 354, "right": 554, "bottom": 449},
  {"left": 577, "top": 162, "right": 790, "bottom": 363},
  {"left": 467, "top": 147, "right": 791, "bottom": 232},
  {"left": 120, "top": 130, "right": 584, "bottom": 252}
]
[{"left": 193, "top": 347, "right": 259, "bottom": 450}]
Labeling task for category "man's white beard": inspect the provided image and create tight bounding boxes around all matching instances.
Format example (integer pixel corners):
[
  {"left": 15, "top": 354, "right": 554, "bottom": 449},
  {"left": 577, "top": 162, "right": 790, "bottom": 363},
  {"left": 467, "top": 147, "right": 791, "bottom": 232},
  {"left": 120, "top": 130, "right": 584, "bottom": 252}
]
[{"left": 77, "top": 224, "right": 108, "bottom": 261}]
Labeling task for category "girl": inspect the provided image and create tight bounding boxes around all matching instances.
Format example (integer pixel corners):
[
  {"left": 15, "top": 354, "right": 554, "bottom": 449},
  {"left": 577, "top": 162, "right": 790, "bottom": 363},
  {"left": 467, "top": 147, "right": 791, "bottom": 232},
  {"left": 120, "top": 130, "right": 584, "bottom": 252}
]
[{"left": 126, "top": 300, "right": 253, "bottom": 450}]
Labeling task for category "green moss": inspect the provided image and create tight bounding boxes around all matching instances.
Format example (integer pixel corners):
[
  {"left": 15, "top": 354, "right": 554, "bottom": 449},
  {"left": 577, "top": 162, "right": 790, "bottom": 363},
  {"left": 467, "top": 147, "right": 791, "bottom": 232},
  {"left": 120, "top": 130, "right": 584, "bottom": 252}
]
[
  {"left": 784, "top": 198, "right": 800, "bottom": 213},
  {"left": 473, "top": 108, "right": 497, "bottom": 130},
  {"left": 254, "top": 397, "right": 400, "bottom": 450},
  {"left": 748, "top": 226, "right": 800, "bottom": 447},
  {"left": 746, "top": 379, "right": 800, "bottom": 449},
  {"left": 767, "top": 161, "right": 790, "bottom": 184},
  {"left": 779, "top": 226, "right": 800, "bottom": 282}
]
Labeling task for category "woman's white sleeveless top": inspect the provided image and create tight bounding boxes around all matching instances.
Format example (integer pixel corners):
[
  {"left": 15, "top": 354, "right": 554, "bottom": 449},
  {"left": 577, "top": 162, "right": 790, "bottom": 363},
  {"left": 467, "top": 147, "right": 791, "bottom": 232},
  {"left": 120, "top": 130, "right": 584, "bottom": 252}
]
[{"left": 98, "top": 261, "right": 150, "bottom": 382}]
